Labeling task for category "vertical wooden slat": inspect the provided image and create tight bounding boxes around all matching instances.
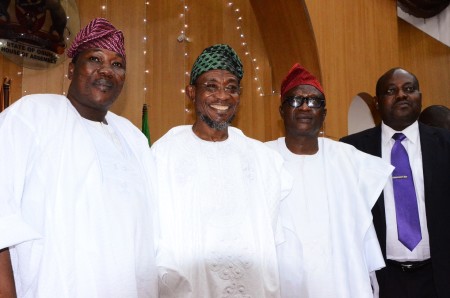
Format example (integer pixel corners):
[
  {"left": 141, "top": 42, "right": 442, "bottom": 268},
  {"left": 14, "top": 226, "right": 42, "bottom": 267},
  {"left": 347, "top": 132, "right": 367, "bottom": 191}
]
[
  {"left": 107, "top": 0, "right": 147, "bottom": 128},
  {"left": 306, "top": 0, "right": 400, "bottom": 138},
  {"left": 398, "top": 18, "right": 450, "bottom": 110}
]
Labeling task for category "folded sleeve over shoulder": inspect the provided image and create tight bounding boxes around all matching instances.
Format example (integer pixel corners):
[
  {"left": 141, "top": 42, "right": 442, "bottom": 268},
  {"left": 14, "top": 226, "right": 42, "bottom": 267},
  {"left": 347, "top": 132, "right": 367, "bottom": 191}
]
[{"left": 0, "top": 98, "right": 43, "bottom": 249}]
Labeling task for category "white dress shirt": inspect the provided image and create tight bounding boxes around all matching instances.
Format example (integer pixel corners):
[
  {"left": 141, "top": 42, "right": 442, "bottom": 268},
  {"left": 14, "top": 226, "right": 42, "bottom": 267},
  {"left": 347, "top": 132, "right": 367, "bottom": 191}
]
[{"left": 381, "top": 121, "right": 430, "bottom": 261}]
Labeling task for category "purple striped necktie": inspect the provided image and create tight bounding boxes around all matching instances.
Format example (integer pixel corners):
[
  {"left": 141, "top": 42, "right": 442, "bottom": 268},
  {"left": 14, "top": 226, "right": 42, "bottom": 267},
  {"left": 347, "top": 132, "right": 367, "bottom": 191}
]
[{"left": 391, "top": 133, "right": 422, "bottom": 251}]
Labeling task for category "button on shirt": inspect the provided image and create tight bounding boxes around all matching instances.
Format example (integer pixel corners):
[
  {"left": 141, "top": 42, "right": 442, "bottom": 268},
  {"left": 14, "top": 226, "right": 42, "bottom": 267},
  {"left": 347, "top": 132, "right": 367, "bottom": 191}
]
[{"left": 381, "top": 121, "right": 430, "bottom": 261}]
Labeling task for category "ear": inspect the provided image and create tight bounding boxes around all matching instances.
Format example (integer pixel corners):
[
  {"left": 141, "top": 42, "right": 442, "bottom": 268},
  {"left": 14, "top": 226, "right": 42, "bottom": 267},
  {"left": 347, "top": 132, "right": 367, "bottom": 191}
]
[
  {"left": 68, "top": 62, "right": 74, "bottom": 80},
  {"left": 373, "top": 96, "right": 380, "bottom": 111},
  {"left": 279, "top": 105, "right": 284, "bottom": 117},
  {"left": 278, "top": 95, "right": 285, "bottom": 115},
  {"left": 185, "top": 85, "right": 195, "bottom": 102}
]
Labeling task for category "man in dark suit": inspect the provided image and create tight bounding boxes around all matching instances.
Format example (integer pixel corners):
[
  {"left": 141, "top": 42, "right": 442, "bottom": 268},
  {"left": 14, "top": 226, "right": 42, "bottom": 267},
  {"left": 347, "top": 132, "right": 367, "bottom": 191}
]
[{"left": 340, "top": 67, "right": 450, "bottom": 298}]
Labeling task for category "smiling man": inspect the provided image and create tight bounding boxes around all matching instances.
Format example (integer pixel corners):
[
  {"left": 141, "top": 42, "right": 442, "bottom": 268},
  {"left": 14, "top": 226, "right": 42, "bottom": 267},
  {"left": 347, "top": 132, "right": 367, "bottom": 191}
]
[
  {"left": 266, "top": 63, "right": 393, "bottom": 298},
  {"left": 152, "top": 44, "right": 292, "bottom": 297},
  {"left": 341, "top": 68, "right": 450, "bottom": 298},
  {"left": 0, "top": 18, "right": 158, "bottom": 297}
]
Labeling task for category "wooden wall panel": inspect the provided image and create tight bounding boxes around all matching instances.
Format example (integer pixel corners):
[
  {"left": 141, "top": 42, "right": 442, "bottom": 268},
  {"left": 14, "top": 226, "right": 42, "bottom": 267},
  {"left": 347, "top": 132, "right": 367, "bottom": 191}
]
[
  {"left": 145, "top": 0, "right": 277, "bottom": 141},
  {"left": 306, "top": 0, "right": 400, "bottom": 139},
  {"left": 398, "top": 19, "right": 450, "bottom": 109},
  {"left": 21, "top": 64, "right": 66, "bottom": 95},
  {"left": 249, "top": 0, "right": 321, "bottom": 140},
  {"left": 106, "top": 0, "right": 147, "bottom": 131},
  {"left": 0, "top": 54, "right": 22, "bottom": 106},
  {"left": 1, "top": 0, "right": 449, "bottom": 142},
  {"left": 221, "top": 0, "right": 280, "bottom": 140},
  {"left": 146, "top": 1, "right": 194, "bottom": 142},
  {"left": 249, "top": 0, "right": 321, "bottom": 88}
]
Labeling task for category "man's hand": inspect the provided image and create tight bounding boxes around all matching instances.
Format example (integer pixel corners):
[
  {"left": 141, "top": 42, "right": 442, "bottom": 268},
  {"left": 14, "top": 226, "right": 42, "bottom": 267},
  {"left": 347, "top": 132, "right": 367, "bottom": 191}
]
[{"left": 0, "top": 248, "right": 16, "bottom": 298}]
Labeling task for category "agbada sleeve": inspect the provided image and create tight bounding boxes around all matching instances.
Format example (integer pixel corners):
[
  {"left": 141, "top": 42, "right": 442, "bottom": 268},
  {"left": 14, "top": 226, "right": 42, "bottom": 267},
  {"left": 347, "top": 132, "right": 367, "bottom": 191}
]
[
  {"left": 0, "top": 105, "right": 42, "bottom": 249},
  {"left": 364, "top": 223, "right": 385, "bottom": 272}
]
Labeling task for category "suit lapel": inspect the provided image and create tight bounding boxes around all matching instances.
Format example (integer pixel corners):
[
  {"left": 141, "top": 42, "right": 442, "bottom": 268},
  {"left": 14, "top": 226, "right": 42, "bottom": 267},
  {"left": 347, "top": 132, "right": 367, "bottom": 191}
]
[
  {"left": 418, "top": 123, "right": 437, "bottom": 220},
  {"left": 364, "top": 126, "right": 382, "bottom": 157},
  {"left": 364, "top": 126, "right": 387, "bottom": 256},
  {"left": 419, "top": 124, "right": 434, "bottom": 192},
  {"left": 363, "top": 126, "right": 384, "bottom": 214}
]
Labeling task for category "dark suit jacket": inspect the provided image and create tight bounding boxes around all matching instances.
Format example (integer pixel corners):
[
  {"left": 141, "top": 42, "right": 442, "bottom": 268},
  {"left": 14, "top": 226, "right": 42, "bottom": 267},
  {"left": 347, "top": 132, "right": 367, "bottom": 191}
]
[{"left": 340, "top": 123, "right": 450, "bottom": 297}]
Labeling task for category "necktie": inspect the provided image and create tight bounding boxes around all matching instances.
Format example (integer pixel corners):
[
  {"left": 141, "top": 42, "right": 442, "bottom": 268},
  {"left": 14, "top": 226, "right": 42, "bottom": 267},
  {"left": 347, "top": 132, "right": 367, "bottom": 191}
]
[{"left": 391, "top": 133, "right": 422, "bottom": 251}]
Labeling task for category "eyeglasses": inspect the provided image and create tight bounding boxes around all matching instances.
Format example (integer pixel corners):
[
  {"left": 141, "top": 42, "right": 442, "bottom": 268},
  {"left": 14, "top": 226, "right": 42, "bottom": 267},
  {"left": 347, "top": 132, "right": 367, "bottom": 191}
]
[
  {"left": 282, "top": 96, "right": 325, "bottom": 109},
  {"left": 197, "top": 82, "right": 242, "bottom": 96}
]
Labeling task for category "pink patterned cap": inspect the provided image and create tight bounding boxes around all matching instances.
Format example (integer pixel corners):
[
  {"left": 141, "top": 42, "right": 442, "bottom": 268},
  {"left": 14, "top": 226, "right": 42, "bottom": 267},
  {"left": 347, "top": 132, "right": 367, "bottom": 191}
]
[{"left": 67, "top": 18, "right": 125, "bottom": 60}]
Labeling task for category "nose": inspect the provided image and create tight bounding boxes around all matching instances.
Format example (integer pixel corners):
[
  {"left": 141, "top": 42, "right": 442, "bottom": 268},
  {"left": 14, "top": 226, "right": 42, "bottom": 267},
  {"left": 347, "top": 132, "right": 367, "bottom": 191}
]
[
  {"left": 298, "top": 100, "right": 311, "bottom": 110},
  {"left": 97, "top": 64, "right": 114, "bottom": 77},
  {"left": 215, "top": 87, "right": 231, "bottom": 100},
  {"left": 395, "top": 88, "right": 408, "bottom": 99}
]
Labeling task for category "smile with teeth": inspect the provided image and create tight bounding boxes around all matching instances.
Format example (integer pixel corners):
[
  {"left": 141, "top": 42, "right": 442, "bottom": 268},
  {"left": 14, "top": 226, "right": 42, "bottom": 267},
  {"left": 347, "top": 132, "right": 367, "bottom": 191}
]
[{"left": 211, "top": 104, "right": 229, "bottom": 111}]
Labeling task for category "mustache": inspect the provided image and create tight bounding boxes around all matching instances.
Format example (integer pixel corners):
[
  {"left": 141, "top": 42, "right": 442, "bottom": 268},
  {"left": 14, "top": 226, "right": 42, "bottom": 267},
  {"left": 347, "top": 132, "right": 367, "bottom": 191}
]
[
  {"left": 199, "top": 113, "right": 235, "bottom": 131},
  {"left": 393, "top": 99, "right": 412, "bottom": 106},
  {"left": 93, "top": 78, "right": 113, "bottom": 88}
]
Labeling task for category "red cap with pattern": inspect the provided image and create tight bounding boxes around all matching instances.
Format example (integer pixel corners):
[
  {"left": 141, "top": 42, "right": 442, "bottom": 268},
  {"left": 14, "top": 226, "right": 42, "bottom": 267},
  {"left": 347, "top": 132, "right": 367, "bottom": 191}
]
[
  {"left": 280, "top": 63, "right": 324, "bottom": 98},
  {"left": 67, "top": 18, "right": 125, "bottom": 60}
]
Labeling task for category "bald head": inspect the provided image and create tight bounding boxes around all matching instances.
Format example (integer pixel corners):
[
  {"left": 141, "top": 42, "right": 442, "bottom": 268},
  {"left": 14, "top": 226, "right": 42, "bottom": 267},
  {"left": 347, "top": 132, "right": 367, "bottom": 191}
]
[{"left": 375, "top": 67, "right": 419, "bottom": 98}]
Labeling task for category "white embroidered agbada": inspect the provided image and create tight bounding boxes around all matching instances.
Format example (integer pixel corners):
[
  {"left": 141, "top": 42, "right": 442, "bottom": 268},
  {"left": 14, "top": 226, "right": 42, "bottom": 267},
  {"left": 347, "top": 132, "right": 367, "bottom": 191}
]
[
  {"left": 0, "top": 94, "right": 158, "bottom": 297},
  {"left": 266, "top": 137, "right": 393, "bottom": 298},
  {"left": 152, "top": 126, "right": 292, "bottom": 298}
]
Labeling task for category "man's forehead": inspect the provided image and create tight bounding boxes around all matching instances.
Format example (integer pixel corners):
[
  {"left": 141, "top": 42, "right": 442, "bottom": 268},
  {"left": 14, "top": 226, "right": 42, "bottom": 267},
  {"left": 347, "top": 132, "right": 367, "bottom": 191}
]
[
  {"left": 196, "top": 69, "right": 238, "bottom": 82},
  {"left": 81, "top": 48, "right": 124, "bottom": 57},
  {"left": 385, "top": 70, "right": 416, "bottom": 84}
]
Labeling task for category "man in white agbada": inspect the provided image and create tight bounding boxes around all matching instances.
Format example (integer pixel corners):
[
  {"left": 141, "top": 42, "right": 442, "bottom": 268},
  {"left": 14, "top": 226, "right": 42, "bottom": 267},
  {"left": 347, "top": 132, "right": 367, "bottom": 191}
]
[
  {"left": 152, "top": 44, "right": 292, "bottom": 297},
  {"left": 0, "top": 18, "right": 158, "bottom": 297},
  {"left": 266, "top": 63, "right": 394, "bottom": 298}
]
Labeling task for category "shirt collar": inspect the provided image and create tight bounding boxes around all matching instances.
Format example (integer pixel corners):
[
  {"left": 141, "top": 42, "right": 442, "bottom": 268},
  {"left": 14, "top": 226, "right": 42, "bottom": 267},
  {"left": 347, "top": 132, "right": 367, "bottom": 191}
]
[{"left": 381, "top": 120, "right": 419, "bottom": 145}]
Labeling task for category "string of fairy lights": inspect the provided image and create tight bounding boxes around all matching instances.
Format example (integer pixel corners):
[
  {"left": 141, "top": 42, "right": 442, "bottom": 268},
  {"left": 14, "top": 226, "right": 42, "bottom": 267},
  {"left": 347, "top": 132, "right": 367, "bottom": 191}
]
[
  {"left": 99, "top": 0, "right": 150, "bottom": 98},
  {"left": 13, "top": 0, "right": 269, "bottom": 99},
  {"left": 100, "top": 0, "right": 108, "bottom": 17},
  {"left": 179, "top": 0, "right": 189, "bottom": 96},
  {"left": 226, "top": 1, "right": 265, "bottom": 96},
  {"left": 176, "top": 0, "right": 266, "bottom": 97},
  {"left": 61, "top": 5, "right": 75, "bottom": 96},
  {"left": 143, "top": 1, "right": 150, "bottom": 96}
]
